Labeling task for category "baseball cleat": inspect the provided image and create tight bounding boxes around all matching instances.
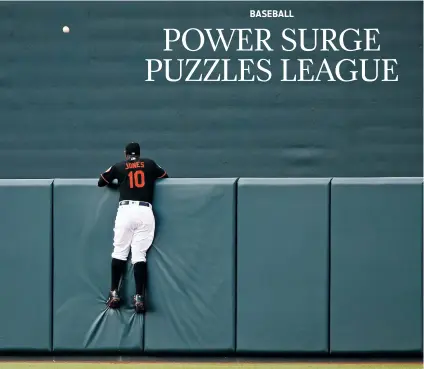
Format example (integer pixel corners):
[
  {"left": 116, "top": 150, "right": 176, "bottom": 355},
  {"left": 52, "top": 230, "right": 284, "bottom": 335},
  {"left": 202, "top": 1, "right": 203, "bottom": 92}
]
[
  {"left": 106, "top": 290, "right": 120, "bottom": 309},
  {"left": 134, "top": 294, "right": 145, "bottom": 314}
]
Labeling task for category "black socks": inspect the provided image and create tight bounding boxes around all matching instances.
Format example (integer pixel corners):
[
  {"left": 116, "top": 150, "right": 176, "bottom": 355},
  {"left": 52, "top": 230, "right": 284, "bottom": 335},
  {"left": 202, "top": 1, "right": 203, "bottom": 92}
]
[
  {"left": 111, "top": 259, "right": 147, "bottom": 297},
  {"left": 134, "top": 261, "right": 147, "bottom": 296},
  {"left": 111, "top": 258, "right": 126, "bottom": 291}
]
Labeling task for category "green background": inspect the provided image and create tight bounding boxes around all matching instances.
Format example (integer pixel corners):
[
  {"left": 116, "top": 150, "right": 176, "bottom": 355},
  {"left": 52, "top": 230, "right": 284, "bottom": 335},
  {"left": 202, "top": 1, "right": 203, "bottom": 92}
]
[{"left": 0, "top": 1, "right": 422, "bottom": 179}]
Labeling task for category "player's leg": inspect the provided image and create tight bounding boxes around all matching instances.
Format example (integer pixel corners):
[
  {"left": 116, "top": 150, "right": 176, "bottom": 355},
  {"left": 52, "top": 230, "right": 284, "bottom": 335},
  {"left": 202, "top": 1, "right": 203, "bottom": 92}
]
[
  {"left": 107, "top": 206, "right": 133, "bottom": 308},
  {"left": 133, "top": 261, "right": 147, "bottom": 311},
  {"left": 131, "top": 206, "right": 155, "bottom": 313}
]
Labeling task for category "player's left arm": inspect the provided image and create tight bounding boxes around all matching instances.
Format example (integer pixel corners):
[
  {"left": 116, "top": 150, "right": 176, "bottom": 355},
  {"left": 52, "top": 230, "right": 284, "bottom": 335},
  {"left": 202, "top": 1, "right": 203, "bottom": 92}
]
[
  {"left": 98, "top": 165, "right": 119, "bottom": 188},
  {"left": 154, "top": 162, "right": 168, "bottom": 179}
]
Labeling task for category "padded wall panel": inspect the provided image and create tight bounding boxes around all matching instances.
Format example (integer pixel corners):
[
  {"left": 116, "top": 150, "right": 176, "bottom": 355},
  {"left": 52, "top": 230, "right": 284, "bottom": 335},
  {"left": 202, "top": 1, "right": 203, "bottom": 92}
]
[
  {"left": 237, "top": 178, "right": 330, "bottom": 353},
  {"left": 53, "top": 179, "right": 143, "bottom": 351},
  {"left": 144, "top": 178, "right": 236, "bottom": 352},
  {"left": 330, "top": 178, "right": 423, "bottom": 352},
  {"left": 0, "top": 179, "right": 52, "bottom": 351}
]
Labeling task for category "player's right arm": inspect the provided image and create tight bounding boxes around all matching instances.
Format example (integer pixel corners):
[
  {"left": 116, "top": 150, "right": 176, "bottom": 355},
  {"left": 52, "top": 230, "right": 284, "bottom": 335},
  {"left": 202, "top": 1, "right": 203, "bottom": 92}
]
[{"left": 98, "top": 165, "right": 119, "bottom": 188}]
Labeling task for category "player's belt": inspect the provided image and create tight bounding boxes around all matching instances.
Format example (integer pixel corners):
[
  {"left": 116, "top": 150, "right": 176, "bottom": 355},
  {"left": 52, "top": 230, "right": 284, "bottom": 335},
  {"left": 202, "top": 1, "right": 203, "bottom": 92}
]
[{"left": 119, "top": 200, "right": 150, "bottom": 207}]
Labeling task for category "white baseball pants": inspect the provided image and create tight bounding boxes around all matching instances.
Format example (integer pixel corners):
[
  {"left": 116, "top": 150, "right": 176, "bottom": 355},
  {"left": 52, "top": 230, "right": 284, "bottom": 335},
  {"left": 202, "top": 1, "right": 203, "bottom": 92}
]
[{"left": 111, "top": 201, "right": 155, "bottom": 264}]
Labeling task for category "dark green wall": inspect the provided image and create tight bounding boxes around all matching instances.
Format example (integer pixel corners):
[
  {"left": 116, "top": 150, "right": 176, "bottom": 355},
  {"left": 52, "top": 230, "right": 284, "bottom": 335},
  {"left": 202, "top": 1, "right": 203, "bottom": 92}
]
[
  {"left": 0, "top": 1, "right": 422, "bottom": 179},
  {"left": 237, "top": 178, "right": 329, "bottom": 353},
  {"left": 144, "top": 179, "right": 236, "bottom": 353},
  {"left": 0, "top": 177, "right": 421, "bottom": 354},
  {"left": 53, "top": 179, "right": 144, "bottom": 352},
  {"left": 330, "top": 178, "right": 423, "bottom": 353},
  {"left": 0, "top": 180, "right": 52, "bottom": 351}
]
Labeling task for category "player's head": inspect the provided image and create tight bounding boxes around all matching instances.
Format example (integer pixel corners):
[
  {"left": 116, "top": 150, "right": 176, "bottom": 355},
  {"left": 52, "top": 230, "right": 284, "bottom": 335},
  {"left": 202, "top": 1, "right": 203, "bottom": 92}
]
[{"left": 125, "top": 142, "right": 140, "bottom": 158}]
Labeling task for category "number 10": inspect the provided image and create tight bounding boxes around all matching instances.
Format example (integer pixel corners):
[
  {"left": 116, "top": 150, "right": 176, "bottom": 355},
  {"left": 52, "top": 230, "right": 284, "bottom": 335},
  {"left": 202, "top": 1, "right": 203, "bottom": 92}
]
[{"left": 128, "top": 170, "right": 145, "bottom": 188}]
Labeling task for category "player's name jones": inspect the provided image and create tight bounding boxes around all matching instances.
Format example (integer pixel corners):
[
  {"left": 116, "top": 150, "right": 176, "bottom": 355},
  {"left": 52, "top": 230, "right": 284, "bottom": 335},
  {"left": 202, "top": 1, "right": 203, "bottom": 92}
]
[
  {"left": 126, "top": 162, "right": 145, "bottom": 169},
  {"left": 250, "top": 10, "right": 294, "bottom": 18}
]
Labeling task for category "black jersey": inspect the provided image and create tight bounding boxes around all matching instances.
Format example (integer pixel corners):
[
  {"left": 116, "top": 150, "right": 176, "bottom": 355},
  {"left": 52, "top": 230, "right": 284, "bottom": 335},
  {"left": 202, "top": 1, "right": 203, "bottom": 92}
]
[{"left": 98, "top": 156, "right": 168, "bottom": 203}]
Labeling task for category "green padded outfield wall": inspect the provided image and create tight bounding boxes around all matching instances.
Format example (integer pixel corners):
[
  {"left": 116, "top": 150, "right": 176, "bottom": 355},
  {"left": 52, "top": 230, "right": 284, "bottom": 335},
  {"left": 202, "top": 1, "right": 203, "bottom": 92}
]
[
  {"left": 330, "top": 178, "right": 423, "bottom": 353},
  {"left": 237, "top": 178, "right": 330, "bottom": 353},
  {"left": 145, "top": 179, "right": 236, "bottom": 352},
  {"left": 53, "top": 179, "right": 144, "bottom": 352},
  {"left": 0, "top": 1, "right": 422, "bottom": 179},
  {"left": 53, "top": 178, "right": 236, "bottom": 352},
  {"left": 0, "top": 180, "right": 52, "bottom": 351}
]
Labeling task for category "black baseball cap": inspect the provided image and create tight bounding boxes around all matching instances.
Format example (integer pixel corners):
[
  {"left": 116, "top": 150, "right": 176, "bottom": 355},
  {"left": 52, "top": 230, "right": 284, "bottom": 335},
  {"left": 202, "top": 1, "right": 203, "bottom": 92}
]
[{"left": 125, "top": 142, "right": 140, "bottom": 156}]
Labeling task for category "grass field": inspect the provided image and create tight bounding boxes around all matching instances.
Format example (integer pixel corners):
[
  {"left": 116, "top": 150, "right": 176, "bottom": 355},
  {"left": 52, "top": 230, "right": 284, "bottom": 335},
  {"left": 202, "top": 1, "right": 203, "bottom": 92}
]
[{"left": 0, "top": 363, "right": 421, "bottom": 369}]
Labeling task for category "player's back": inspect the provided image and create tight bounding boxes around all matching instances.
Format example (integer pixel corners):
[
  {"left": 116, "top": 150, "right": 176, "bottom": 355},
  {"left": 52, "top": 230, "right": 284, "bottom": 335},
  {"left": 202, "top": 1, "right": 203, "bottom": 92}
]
[{"left": 113, "top": 157, "right": 167, "bottom": 203}]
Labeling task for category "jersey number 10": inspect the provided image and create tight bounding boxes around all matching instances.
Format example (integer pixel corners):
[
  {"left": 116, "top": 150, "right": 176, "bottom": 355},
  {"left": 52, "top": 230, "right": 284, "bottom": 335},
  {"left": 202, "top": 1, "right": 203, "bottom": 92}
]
[{"left": 128, "top": 170, "right": 145, "bottom": 188}]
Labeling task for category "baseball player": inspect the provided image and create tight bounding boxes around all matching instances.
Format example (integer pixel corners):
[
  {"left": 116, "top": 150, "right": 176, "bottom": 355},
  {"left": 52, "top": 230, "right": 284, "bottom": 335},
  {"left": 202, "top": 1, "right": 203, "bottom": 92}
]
[{"left": 98, "top": 142, "right": 168, "bottom": 314}]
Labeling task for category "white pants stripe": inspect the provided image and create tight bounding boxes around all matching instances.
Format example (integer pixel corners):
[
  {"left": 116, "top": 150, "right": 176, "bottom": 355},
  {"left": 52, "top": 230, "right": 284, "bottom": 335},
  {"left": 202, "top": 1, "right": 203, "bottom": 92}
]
[{"left": 111, "top": 202, "right": 155, "bottom": 264}]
